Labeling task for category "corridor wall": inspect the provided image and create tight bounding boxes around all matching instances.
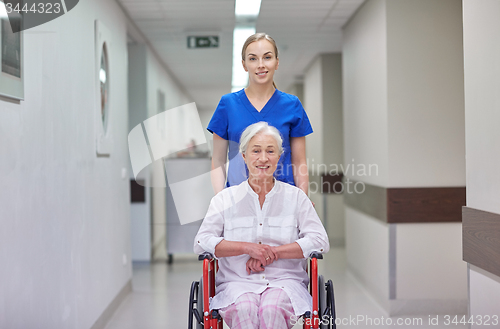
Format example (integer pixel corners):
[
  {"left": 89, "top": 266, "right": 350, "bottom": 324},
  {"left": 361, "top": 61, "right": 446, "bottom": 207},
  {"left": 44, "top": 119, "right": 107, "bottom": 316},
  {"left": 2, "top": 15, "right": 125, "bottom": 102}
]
[
  {"left": 0, "top": 0, "right": 188, "bottom": 327},
  {"left": 343, "top": 0, "right": 467, "bottom": 315},
  {"left": 0, "top": 0, "right": 131, "bottom": 327},
  {"left": 128, "top": 42, "right": 192, "bottom": 262},
  {"left": 286, "top": 82, "right": 304, "bottom": 103},
  {"left": 128, "top": 44, "right": 151, "bottom": 262},
  {"left": 303, "top": 54, "right": 345, "bottom": 246},
  {"left": 145, "top": 47, "right": 193, "bottom": 261},
  {"left": 462, "top": 0, "right": 500, "bottom": 321}
]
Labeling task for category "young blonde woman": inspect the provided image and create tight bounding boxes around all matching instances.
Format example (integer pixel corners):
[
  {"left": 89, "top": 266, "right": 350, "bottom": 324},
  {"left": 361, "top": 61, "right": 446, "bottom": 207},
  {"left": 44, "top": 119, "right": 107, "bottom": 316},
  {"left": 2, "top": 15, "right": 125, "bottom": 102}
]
[{"left": 208, "top": 33, "right": 313, "bottom": 196}]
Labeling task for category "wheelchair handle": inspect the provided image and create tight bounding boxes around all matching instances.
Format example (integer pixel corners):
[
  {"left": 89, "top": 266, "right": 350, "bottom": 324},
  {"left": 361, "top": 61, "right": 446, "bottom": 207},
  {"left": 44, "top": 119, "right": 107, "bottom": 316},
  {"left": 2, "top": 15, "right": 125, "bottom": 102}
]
[
  {"left": 198, "top": 252, "right": 214, "bottom": 261},
  {"left": 309, "top": 251, "right": 323, "bottom": 259}
]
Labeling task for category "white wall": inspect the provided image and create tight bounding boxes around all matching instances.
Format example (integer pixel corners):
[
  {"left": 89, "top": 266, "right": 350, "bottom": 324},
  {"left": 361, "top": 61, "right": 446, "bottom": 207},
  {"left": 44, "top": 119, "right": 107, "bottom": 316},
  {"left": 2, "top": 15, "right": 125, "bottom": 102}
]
[
  {"left": 462, "top": 0, "right": 500, "bottom": 320},
  {"left": 343, "top": 0, "right": 389, "bottom": 187},
  {"left": 386, "top": 0, "right": 465, "bottom": 188},
  {"left": 304, "top": 54, "right": 345, "bottom": 245},
  {"left": 127, "top": 43, "right": 193, "bottom": 262},
  {"left": 145, "top": 49, "right": 192, "bottom": 261},
  {"left": 128, "top": 44, "right": 151, "bottom": 262},
  {"left": 321, "top": 54, "right": 345, "bottom": 246},
  {"left": 146, "top": 50, "right": 192, "bottom": 153},
  {"left": 0, "top": 0, "right": 131, "bottom": 327},
  {"left": 128, "top": 44, "right": 148, "bottom": 130},
  {"left": 462, "top": 0, "right": 500, "bottom": 216},
  {"left": 469, "top": 265, "right": 500, "bottom": 321},
  {"left": 343, "top": 0, "right": 466, "bottom": 315},
  {"left": 321, "top": 54, "right": 343, "bottom": 170},
  {"left": 304, "top": 56, "right": 324, "bottom": 230},
  {"left": 304, "top": 57, "right": 324, "bottom": 167},
  {"left": 343, "top": 0, "right": 390, "bottom": 310},
  {"left": 285, "top": 83, "right": 304, "bottom": 102},
  {"left": 396, "top": 223, "right": 466, "bottom": 300},
  {"left": 198, "top": 107, "right": 216, "bottom": 155},
  {"left": 345, "top": 208, "right": 390, "bottom": 306},
  {"left": 386, "top": 0, "right": 467, "bottom": 311}
]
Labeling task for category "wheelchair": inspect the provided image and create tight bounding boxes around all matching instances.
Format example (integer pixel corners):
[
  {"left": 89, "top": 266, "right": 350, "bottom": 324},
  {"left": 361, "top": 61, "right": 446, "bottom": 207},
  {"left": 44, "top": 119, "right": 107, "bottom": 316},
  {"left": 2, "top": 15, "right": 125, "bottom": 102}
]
[{"left": 188, "top": 251, "right": 336, "bottom": 329}]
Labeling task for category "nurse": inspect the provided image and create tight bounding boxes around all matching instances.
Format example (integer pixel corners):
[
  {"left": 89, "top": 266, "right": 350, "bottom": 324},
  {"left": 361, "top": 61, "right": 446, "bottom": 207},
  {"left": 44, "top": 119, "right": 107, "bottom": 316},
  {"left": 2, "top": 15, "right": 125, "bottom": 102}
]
[{"left": 208, "top": 33, "right": 313, "bottom": 195}]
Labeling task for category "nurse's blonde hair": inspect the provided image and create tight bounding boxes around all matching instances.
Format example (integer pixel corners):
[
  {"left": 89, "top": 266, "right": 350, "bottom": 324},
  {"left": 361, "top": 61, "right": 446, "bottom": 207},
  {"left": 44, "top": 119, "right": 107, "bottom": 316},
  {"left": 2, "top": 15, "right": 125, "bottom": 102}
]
[{"left": 241, "top": 33, "right": 278, "bottom": 89}]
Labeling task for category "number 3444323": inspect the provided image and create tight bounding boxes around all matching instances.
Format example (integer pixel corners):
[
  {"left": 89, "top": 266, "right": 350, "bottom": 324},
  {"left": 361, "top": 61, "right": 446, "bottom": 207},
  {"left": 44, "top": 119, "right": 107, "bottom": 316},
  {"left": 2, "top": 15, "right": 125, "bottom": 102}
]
[
  {"left": 444, "top": 315, "right": 499, "bottom": 326},
  {"left": 5, "top": 2, "right": 62, "bottom": 14}
]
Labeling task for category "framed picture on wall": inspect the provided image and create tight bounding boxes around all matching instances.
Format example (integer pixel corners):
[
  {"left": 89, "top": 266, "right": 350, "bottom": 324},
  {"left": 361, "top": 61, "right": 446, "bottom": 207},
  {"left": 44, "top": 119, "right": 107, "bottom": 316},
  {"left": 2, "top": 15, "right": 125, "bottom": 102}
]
[{"left": 0, "top": 6, "right": 23, "bottom": 100}]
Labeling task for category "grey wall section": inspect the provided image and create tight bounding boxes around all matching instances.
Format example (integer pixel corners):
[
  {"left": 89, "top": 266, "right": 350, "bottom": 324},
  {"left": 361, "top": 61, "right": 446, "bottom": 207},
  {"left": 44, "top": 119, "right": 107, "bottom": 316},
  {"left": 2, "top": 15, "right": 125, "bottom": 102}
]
[
  {"left": 321, "top": 54, "right": 343, "bottom": 172},
  {"left": 0, "top": 0, "right": 157, "bottom": 327},
  {"left": 322, "top": 54, "right": 345, "bottom": 247},
  {"left": 462, "top": 0, "right": 500, "bottom": 319},
  {"left": 127, "top": 43, "right": 193, "bottom": 262},
  {"left": 343, "top": 0, "right": 390, "bottom": 292},
  {"left": 128, "top": 44, "right": 148, "bottom": 131},
  {"left": 145, "top": 49, "right": 192, "bottom": 261},
  {"left": 304, "top": 54, "right": 344, "bottom": 246},
  {"left": 386, "top": 0, "right": 466, "bottom": 188},
  {"left": 343, "top": 0, "right": 466, "bottom": 315},
  {"left": 128, "top": 44, "right": 151, "bottom": 262},
  {"left": 463, "top": 0, "right": 500, "bottom": 216},
  {"left": 304, "top": 57, "right": 324, "bottom": 167},
  {"left": 343, "top": 0, "right": 389, "bottom": 187},
  {"left": 285, "top": 83, "right": 304, "bottom": 103}
]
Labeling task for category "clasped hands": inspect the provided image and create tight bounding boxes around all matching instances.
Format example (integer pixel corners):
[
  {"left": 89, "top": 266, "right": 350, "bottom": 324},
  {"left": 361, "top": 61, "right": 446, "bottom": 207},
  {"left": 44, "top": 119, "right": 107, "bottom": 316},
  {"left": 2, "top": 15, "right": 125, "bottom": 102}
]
[{"left": 245, "top": 243, "right": 279, "bottom": 275}]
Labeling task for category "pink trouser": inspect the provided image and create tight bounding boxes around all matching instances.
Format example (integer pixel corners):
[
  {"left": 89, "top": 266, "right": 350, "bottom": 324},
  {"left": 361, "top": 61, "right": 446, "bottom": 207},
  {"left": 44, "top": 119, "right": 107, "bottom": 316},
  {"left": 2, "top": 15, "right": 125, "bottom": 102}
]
[{"left": 218, "top": 287, "right": 295, "bottom": 329}]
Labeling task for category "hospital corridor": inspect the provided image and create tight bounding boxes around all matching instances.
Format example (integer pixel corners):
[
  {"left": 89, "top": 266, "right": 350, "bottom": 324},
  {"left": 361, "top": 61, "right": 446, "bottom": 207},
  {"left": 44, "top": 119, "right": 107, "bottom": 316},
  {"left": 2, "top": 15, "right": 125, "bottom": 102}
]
[{"left": 1, "top": 0, "right": 499, "bottom": 328}]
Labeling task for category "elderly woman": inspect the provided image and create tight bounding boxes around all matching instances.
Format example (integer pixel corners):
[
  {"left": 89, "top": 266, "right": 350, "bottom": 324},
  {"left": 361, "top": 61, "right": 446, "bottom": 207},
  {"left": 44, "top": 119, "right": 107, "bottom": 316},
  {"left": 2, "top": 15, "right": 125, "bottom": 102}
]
[{"left": 194, "top": 122, "right": 329, "bottom": 329}]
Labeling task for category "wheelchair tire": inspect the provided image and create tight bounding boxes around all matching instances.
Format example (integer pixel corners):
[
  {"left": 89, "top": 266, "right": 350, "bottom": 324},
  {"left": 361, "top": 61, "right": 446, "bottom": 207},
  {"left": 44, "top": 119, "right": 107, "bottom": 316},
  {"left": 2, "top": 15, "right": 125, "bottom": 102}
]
[
  {"left": 188, "top": 281, "right": 198, "bottom": 329},
  {"left": 318, "top": 275, "right": 329, "bottom": 329},
  {"left": 326, "top": 279, "right": 336, "bottom": 329},
  {"left": 196, "top": 276, "right": 204, "bottom": 329}
]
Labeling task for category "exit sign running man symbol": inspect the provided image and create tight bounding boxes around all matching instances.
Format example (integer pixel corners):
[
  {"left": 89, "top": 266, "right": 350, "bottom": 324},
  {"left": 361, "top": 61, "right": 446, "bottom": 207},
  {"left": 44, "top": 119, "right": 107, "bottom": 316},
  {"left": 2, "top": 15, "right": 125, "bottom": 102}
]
[{"left": 187, "top": 36, "right": 219, "bottom": 48}]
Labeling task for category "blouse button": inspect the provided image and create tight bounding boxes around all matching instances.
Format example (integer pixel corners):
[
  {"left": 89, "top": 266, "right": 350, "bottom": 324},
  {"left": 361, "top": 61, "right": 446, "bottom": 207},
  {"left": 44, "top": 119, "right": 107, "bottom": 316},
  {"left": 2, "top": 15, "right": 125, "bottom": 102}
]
[
  {"left": 320, "top": 249, "right": 323, "bottom": 252},
  {"left": 259, "top": 223, "right": 262, "bottom": 226},
  {"left": 267, "top": 283, "right": 269, "bottom": 286},
  {"left": 198, "top": 241, "right": 200, "bottom": 243},
  {"left": 258, "top": 242, "right": 262, "bottom": 244}
]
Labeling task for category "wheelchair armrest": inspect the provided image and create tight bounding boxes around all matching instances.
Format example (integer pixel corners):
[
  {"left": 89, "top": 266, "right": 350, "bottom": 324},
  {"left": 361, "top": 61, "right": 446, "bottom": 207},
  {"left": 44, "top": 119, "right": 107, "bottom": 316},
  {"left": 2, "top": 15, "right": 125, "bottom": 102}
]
[
  {"left": 198, "top": 252, "right": 214, "bottom": 261},
  {"left": 309, "top": 251, "right": 323, "bottom": 260}
]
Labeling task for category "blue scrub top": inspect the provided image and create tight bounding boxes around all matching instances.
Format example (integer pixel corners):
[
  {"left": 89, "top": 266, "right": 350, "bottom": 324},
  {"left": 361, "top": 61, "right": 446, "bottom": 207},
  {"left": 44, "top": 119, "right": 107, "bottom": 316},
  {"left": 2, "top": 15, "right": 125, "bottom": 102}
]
[{"left": 207, "top": 89, "right": 313, "bottom": 187}]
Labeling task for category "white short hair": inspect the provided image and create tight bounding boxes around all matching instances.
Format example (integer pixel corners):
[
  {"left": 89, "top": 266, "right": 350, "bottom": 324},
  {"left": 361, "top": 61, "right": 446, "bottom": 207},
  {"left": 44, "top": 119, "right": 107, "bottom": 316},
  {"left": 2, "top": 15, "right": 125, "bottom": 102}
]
[{"left": 239, "top": 122, "right": 284, "bottom": 155}]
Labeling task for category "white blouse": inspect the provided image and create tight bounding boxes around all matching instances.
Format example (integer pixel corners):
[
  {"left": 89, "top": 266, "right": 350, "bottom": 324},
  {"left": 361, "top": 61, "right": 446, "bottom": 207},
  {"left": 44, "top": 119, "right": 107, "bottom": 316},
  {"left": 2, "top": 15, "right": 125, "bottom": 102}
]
[{"left": 194, "top": 180, "right": 330, "bottom": 316}]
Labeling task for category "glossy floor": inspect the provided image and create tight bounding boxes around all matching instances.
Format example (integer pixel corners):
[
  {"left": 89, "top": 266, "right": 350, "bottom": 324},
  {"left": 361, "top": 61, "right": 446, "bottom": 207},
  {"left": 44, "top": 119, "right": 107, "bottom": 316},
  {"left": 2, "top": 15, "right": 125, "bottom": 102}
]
[{"left": 104, "top": 248, "right": 466, "bottom": 329}]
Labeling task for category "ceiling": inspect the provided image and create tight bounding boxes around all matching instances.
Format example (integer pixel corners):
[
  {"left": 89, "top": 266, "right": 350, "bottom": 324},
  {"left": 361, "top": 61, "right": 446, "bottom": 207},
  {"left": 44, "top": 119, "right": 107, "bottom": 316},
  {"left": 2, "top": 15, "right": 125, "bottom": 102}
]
[{"left": 118, "top": 0, "right": 365, "bottom": 112}]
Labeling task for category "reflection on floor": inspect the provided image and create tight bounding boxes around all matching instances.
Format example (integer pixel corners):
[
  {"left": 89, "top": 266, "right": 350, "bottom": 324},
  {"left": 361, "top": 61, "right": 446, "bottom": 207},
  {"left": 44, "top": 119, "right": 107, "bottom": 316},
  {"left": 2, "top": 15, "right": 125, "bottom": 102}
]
[{"left": 104, "top": 248, "right": 466, "bottom": 329}]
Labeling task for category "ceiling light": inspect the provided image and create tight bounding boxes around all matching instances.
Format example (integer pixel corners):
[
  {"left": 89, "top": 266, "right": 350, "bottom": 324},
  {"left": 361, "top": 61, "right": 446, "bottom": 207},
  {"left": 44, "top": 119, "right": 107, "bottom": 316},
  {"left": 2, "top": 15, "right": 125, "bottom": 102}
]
[
  {"left": 231, "top": 0, "right": 261, "bottom": 91},
  {"left": 235, "top": 0, "right": 262, "bottom": 17},
  {"left": 0, "top": 3, "right": 8, "bottom": 18},
  {"left": 232, "top": 26, "right": 255, "bottom": 91}
]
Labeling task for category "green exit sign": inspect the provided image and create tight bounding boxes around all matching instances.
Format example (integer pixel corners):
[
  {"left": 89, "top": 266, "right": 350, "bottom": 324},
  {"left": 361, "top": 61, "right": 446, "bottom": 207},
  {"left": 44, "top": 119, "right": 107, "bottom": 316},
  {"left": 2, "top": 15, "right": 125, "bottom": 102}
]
[{"left": 187, "top": 36, "right": 219, "bottom": 49}]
